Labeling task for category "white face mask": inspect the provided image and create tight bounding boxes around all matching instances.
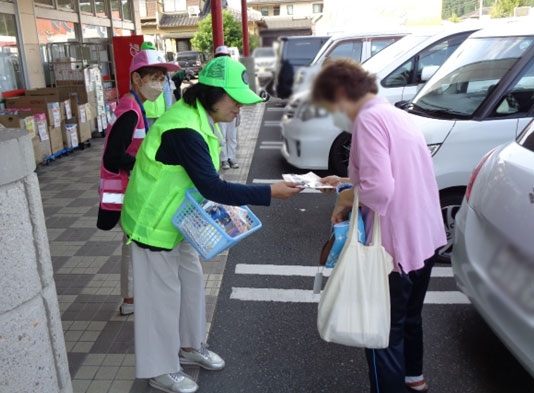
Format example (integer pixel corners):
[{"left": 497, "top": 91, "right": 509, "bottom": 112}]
[
  {"left": 331, "top": 110, "right": 354, "bottom": 133},
  {"left": 140, "top": 80, "right": 164, "bottom": 101}
]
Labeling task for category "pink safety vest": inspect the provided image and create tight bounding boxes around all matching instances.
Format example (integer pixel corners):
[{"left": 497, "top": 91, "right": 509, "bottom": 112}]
[{"left": 99, "top": 96, "right": 146, "bottom": 211}]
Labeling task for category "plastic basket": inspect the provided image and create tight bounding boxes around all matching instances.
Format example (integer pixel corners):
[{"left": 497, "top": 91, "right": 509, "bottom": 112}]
[{"left": 172, "top": 188, "right": 262, "bottom": 259}]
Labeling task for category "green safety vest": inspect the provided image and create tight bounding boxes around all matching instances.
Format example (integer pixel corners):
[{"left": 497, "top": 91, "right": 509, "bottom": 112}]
[
  {"left": 121, "top": 99, "right": 221, "bottom": 250},
  {"left": 143, "top": 93, "right": 166, "bottom": 118}
]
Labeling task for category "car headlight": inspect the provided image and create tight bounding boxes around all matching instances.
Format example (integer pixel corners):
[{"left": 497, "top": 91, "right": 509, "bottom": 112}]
[
  {"left": 297, "top": 102, "right": 329, "bottom": 121},
  {"left": 427, "top": 144, "right": 441, "bottom": 156}
]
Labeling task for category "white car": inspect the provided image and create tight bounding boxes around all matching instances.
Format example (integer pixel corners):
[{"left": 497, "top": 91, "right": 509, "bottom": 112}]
[
  {"left": 281, "top": 25, "right": 479, "bottom": 175},
  {"left": 252, "top": 47, "right": 276, "bottom": 80},
  {"left": 452, "top": 120, "right": 534, "bottom": 378},
  {"left": 407, "top": 21, "right": 534, "bottom": 262},
  {"left": 292, "top": 30, "right": 407, "bottom": 96}
]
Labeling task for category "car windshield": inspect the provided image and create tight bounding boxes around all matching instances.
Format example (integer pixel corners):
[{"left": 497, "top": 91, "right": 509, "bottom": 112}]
[
  {"left": 412, "top": 36, "right": 534, "bottom": 118},
  {"left": 254, "top": 48, "right": 275, "bottom": 57},
  {"left": 362, "top": 34, "right": 431, "bottom": 72},
  {"left": 177, "top": 54, "right": 197, "bottom": 61}
]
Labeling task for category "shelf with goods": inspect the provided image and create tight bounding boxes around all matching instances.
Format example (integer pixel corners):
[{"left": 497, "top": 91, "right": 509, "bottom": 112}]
[{"left": 46, "top": 41, "right": 118, "bottom": 138}]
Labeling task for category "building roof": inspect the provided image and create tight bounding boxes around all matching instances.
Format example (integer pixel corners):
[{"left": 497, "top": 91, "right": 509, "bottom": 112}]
[
  {"left": 158, "top": 7, "right": 260, "bottom": 28},
  {"left": 159, "top": 13, "right": 200, "bottom": 28},
  {"left": 258, "top": 16, "right": 312, "bottom": 30}
]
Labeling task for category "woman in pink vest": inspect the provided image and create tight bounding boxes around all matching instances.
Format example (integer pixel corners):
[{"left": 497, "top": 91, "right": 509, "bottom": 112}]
[{"left": 97, "top": 49, "right": 179, "bottom": 315}]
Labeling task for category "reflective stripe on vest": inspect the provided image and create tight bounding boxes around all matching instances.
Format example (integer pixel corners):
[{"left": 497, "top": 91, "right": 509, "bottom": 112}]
[{"left": 99, "top": 95, "right": 146, "bottom": 211}]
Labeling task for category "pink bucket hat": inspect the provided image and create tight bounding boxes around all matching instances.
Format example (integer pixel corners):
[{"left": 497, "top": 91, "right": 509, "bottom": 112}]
[{"left": 130, "top": 50, "right": 180, "bottom": 74}]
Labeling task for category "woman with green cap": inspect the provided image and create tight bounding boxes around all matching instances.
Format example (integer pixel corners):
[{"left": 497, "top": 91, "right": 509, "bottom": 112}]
[{"left": 121, "top": 56, "right": 301, "bottom": 393}]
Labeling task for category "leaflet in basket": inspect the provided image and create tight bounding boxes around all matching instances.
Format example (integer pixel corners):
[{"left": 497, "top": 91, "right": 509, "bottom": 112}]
[{"left": 200, "top": 201, "right": 252, "bottom": 237}]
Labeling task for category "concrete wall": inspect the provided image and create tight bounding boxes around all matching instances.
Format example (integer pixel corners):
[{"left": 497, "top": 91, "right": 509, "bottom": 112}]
[{"left": 0, "top": 129, "right": 72, "bottom": 393}]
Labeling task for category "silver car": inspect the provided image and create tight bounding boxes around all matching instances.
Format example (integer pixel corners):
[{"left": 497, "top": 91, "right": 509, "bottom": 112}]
[{"left": 452, "top": 119, "right": 534, "bottom": 378}]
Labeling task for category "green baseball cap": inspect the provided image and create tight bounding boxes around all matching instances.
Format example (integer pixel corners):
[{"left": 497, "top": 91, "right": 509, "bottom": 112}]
[{"left": 199, "top": 56, "right": 262, "bottom": 105}]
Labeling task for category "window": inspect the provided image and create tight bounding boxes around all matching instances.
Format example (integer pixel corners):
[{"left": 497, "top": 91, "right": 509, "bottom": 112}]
[
  {"left": 80, "top": 1, "right": 93, "bottom": 13},
  {"left": 493, "top": 61, "right": 534, "bottom": 117},
  {"left": 383, "top": 33, "right": 471, "bottom": 88},
  {"left": 95, "top": 0, "right": 107, "bottom": 16},
  {"left": 413, "top": 35, "right": 534, "bottom": 119},
  {"left": 287, "top": 5, "right": 293, "bottom": 15},
  {"left": 163, "top": 0, "right": 186, "bottom": 12},
  {"left": 122, "top": 0, "right": 132, "bottom": 20},
  {"left": 57, "top": 0, "right": 74, "bottom": 10},
  {"left": 0, "top": 13, "right": 25, "bottom": 93},
  {"left": 370, "top": 38, "right": 397, "bottom": 57},
  {"left": 518, "top": 120, "right": 534, "bottom": 152},
  {"left": 313, "top": 3, "right": 323, "bottom": 13},
  {"left": 273, "top": 5, "right": 280, "bottom": 16},
  {"left": 328, "top": 41, "right": 363, "bottom": 62},
  {"left": 35, "top": 0, "right": 54, "bottom": 5},
  {"left": 261, "top": 7, "right": 269, "bottom": 16},
  {"left": 111, "top": 0, "right": 120, "bottom": 18}
]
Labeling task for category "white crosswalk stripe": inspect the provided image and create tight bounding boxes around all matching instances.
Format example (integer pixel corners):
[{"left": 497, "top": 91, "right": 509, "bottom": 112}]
[
  {"left": 259, "top": 141, "right": 283, "bottom": 150},
  {"left": 266, "top": 107, "right": 285, "bottom": 112},
  {"left": 263, "top": 120, "right": 282, "bottom": 127},
  {"left": 230, "top": 264, "right": 469, "bottom": 305}
]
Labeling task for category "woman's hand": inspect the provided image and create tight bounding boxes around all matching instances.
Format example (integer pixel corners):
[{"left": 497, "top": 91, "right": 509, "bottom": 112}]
[
  {"left": 319, "top": 176, "right": 351, "bottom": 194},
  {"left": 331, "top": 188, "right": 355, "bottom": 224},
  {"left": 270, "top": 181, "right": 303, "bottom": 200}
]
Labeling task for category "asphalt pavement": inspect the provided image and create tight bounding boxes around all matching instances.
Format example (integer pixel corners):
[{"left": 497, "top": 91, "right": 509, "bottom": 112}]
[{"left": 197, "top": 101, "right": 534, "bottom": 393}]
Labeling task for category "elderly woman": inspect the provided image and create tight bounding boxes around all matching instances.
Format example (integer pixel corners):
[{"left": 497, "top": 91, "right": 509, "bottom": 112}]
[
  {"left": 121, "top": 56, "right": 301, "bottom": 393},
  {"left": 315, "top": 59, "right": 446, "bottom": 393}
]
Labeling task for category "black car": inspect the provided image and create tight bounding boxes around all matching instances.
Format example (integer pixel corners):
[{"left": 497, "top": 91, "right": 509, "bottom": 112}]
[
  {"left": 175, "top": 51, "right": 208, "bottom": 77},
  {"left": 274, "top": 35, "right": 329, "bottom": 99}
]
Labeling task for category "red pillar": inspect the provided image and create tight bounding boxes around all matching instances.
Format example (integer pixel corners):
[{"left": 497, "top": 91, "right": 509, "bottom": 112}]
[
  {"left": 241, "top": 0, "right": 250, "bottom": 57},
  {"left": 211, "top": 0, "right": 224, "bottom": 54}
]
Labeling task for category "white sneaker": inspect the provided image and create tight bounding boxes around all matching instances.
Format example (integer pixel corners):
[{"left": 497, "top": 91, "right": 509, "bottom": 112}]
[
  {"left": 149, "top": 371, "right": 198, "bottom": 393},
  {"left": 179, "top": 343, "right": 225, "bottom": 370},
  {"left": 120, "top": 302, "right": 134, "bottom": 316}
]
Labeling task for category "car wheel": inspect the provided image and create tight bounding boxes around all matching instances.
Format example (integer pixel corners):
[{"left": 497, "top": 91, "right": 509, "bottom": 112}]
[
  {"left": 437, "top": 191, "right": 465, "bottom": 263},
  {"left": 328, "top": 132, "right": 352, "bottom": 177}
]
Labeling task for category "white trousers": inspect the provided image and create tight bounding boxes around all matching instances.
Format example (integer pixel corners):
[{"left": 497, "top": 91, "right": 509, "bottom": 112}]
[
  {"left": 131, "top": 241, "right": 206, "bottom": 379},
  {"left": 120, "top": 232, "right": 133, "bottom": 299},
  {"left": 219, "top": 119, "right": 238, "bottom": 161}
]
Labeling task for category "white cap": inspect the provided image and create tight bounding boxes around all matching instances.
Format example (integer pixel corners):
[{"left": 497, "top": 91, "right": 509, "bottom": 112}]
[{"left": 215, "top": 45, "right": 231, "bottom": 57}]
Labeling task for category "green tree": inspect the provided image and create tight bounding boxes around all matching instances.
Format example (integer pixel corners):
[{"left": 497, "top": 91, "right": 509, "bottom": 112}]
[
  {"left": 490, "top": 0, "right": 534, "bottom": 18},
  {"left": 191, "top": 11, "right": 244, "bottom": 55},
  {"left": 448, "top": 12, "right": 461, "bottom": 22}
]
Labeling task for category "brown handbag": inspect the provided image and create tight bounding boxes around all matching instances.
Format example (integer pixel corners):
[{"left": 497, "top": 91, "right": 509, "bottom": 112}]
[{"left": 319, "top": 233, "right": 335, "bottom": 266}]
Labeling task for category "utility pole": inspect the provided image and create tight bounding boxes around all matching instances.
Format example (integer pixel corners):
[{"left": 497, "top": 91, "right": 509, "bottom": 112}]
[
  {"left": 211, "top": 0, "right": 224, "bottom": 54},
  {"left": 479, "top": 0, "right": 483, "bottom": 19},
  {"left": 241, "top": 0, "right": 250, "bottom": 57}
]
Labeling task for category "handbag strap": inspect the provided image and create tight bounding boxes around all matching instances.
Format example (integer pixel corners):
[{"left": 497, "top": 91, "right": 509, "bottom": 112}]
[{"left": 353, "top": 189, "right": 383, "bottom": 246}]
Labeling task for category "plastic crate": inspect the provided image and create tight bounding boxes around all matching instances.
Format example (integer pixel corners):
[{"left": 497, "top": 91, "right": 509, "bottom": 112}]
[{"left": 172, "top": 188, "right": 262, "bottom": 259}]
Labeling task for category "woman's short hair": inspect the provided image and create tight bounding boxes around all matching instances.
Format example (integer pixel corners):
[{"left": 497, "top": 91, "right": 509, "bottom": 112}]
[
  {"left": 182, "top": 83, "right": 227, "bottom": 113},
  {"left": 130, "top": 66, "right": 167, "bottom": 82},
  {"left": 311, "top": 59, "right": 378, "bottom": 104}
]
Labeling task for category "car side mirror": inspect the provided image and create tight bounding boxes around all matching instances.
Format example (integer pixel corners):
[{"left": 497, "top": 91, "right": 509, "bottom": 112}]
[
  {"left": 420, "top": 65, "right": 439, "bottom": 83},
  {"left": 395, "top": 100, "right": 411, "bottom": 110}
]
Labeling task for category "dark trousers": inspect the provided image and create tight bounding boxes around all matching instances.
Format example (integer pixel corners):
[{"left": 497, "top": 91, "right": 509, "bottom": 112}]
[{"left": 365, "top": 257, "right": 434, "bottom": 393}]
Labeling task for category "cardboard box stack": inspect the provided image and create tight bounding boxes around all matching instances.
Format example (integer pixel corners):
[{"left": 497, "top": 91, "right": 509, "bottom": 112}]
[{"left": 0, "top": 109, "right": 51, "bottom": 165}]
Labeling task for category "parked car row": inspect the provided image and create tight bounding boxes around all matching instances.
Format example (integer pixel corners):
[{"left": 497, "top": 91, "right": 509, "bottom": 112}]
[{"left": 281, "top": 25, "right": 479, "bottom": 176}]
